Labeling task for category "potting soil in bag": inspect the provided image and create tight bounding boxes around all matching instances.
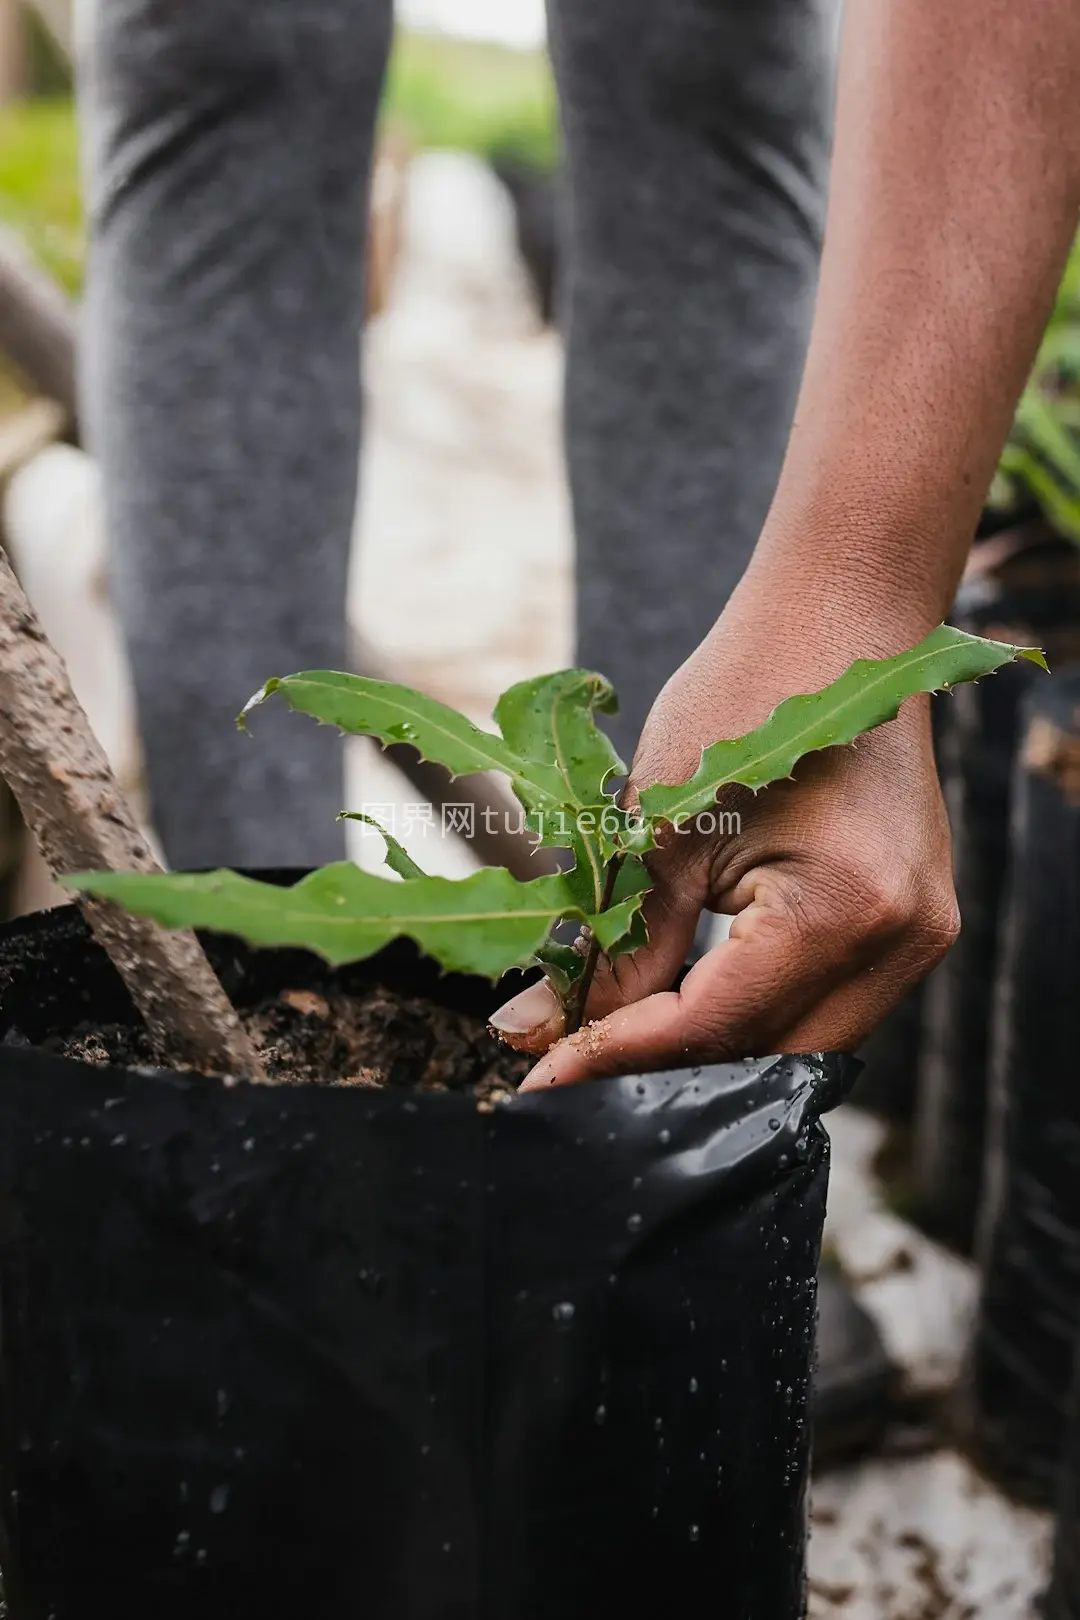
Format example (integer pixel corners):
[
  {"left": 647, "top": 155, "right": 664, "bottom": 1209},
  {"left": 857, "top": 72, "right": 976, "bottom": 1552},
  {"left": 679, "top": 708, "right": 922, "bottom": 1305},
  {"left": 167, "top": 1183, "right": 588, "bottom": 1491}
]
[
  {"left": 915, "top": 547, "right": 1080, "bottom": 1253},
  {"left": 0, "top": 898, "right": 856, "bottom": 1620},
  {"left": 1047, "top": 1349, "right": 1080, "bottom": 1620},
  {"left": 970, "top": 668, "right": 1080, "bottom": 1502}
]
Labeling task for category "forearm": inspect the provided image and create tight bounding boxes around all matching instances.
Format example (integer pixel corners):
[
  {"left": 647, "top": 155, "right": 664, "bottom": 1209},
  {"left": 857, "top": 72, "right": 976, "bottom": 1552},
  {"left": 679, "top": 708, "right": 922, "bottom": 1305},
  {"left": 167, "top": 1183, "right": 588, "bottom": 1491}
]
[{"left": 741, "top": 0, "right": 1080, "bottom": 657}]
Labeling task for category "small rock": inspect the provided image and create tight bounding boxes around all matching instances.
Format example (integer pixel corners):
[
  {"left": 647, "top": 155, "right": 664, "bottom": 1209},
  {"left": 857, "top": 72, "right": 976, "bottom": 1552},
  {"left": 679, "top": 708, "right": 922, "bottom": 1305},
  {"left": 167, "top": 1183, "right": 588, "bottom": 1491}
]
[{"left": 281, "top": 990, "right": 331, "bottom": 1020}]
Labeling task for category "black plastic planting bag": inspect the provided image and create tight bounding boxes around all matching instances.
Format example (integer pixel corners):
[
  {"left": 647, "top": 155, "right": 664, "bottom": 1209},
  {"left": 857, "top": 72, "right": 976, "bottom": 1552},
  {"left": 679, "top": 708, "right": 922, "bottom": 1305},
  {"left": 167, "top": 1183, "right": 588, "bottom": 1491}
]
[
  {"left": 915, "top": 640, "right": 1044, "bottom": 1249},
  {"left": 0, "top": 901, "right": 854, "bottom": 1620},
  {"left": 852, "top": 986, "right": 924, "bottom": 1123},
  {"left": 1048, "top": 1352, "right": 1080, "bottom": 1620},
  {"left": 851, "top": 691, "right": 951, "bottom": 1125},
  {"left": 971, "top": 668, "right": 1080, "bottom": 1502},
  {"left": 916, "top": 561, "right": 1080, "bottom": 1252}
]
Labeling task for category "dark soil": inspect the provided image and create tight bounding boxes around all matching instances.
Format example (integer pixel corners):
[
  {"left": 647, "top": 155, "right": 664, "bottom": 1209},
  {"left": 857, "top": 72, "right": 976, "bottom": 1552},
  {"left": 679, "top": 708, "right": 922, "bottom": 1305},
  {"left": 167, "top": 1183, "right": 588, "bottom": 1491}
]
[{"left": 46, "top": 985, "right": 530, "bottom": 1108}]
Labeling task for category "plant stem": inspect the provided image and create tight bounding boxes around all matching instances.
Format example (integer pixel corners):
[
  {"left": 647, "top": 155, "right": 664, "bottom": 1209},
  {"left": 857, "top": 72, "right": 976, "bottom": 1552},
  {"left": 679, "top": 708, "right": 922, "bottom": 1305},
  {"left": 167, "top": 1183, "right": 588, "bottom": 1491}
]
[{"left": 566, "top": 854, "right": 623, "bottom": 1036}]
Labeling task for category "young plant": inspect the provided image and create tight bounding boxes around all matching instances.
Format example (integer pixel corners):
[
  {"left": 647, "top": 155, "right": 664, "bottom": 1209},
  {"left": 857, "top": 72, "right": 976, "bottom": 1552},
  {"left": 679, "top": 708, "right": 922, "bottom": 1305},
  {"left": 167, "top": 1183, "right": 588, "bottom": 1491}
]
[{"left": 67, "top": 626, "right": 1046, "bottom": 1034}]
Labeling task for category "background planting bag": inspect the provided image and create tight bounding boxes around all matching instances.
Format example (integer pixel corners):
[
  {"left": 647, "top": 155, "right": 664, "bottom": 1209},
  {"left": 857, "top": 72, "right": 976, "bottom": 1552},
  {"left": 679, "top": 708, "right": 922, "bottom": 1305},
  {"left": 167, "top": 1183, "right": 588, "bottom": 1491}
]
[
  {"left": 851, "top": 688, "right": 952, "bottom": 1125},
  {"left": 914, "top": 555, "right": 1080, "bottom": 1251},
  {"left": 851, "top": 984, "right": 924, "bottom": 1124},
  {"left": 913, "top": 658, "right": 1029, "bottom": 1249},
  {"left": 970, "top": 668, "right": 1080, "bottom": 1501},
  {"left": 1048, "top": 1350, "right": 1080, "bottom": 1620},
  {"left": 0, "top": 901, "right": 855, "bottom": 1620}
]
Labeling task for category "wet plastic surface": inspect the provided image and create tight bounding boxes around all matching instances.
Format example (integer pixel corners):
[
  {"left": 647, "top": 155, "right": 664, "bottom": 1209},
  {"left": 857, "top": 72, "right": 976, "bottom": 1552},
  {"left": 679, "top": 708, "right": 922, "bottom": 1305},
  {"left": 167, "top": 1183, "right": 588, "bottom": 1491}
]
[
  {"left": 971, "top": 671, "right": 1080, "bottom": 1502},
  {"left": 0, "top": 900, "right": 855, "bottom": 1620}
]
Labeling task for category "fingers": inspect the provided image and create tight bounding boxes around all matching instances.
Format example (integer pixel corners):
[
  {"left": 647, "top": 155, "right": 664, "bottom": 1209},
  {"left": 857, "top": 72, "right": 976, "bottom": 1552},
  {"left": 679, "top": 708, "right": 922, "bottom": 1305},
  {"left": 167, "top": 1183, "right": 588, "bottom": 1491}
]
[
  {"left": 517, "top": 901, "right": 828, "bottom": 1090},
  {"left": 517, "top": 985, "right": 705, "bottom": 1090},
  {"left": 489, "top": 866, "right": 702, "bottom": 1055},
  {"left": 581, "top": 871, "right": 702, "bottom": 1019},
  {"left": 489, "top": 977, "right": 566, "bottom": 1054},
  {"left": 515, "top": 868, "right": 935, "bottom": 1091}
]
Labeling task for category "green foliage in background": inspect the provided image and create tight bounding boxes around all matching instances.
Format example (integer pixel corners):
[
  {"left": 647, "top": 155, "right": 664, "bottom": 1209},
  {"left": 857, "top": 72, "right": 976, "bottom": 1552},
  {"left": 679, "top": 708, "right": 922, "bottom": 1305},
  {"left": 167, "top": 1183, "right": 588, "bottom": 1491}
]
[
  {"left": 992, "top": 235, "right": 1080, "bottom": 544},
  {"left": 385, "top": 32, "right": 557, "bottom": 171},
  {"left": 9, "top": 34, "right": 1071, "bottom": 556},
  {"left": 0, "top": 95, "right": 82, "bottom": 293}
]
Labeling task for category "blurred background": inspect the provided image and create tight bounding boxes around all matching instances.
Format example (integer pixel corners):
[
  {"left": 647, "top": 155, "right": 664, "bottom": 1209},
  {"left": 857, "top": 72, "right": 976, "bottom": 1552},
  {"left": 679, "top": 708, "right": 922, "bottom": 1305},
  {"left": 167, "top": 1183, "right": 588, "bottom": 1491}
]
[
  {"left": 1, "top": 4, "right": 1080, "bottom": 1616},
  {"left": 0, "top": 0, "right": 569, "bottom": 903}
]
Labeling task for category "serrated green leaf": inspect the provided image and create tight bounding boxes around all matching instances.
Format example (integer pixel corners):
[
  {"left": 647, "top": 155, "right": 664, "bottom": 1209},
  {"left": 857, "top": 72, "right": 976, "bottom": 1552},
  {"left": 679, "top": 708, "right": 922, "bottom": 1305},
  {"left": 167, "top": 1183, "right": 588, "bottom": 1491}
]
[
  {"left": 591, "top": 893, "right": 648, "bottom": 954},
  {"left": 522, "top": 805, "right": 578, "bottom": 849},
  {"left": 338, "top": 813, "right": 427, "bottom": 880},
  {"left": 563, "top": 819, "right": 609, "bottom": 913},
  {"left": 537, "top": 857, "right": 652, "bottom": 987},
  {"left": 521, "top": 799, "right": 645, "bottom": 858},
  {"left": 574, "top": 802, "right": 658, "bottom": 861},
  {"left": 534, "top": 940, "right": 586, "bottom": 997},
  {"left": 639, "top": 626, "right": 1048, "bottom": 825},
  {"left": 606, "top": 805, "right": 658, "bottom": 857},
  {"left": 241, "top": 672, "right": 568, "bottom": 813},
  {"left": 604, "top": 904, "right": 650, "bottom": 962},
  {"left": 530, "top": 799, "right": 656, "bottom": 889},
  {"left": 494, "top": 670, "right": 626, "bottom": 809},
  {"left": 595, "top": 856, "right": 653, "bottom": 955},
  {"left": 565, "top": 854, "right": 653, "bottom": 956},
  {"left": 610, "top": 854, "right": 653, "bottom": 908},
  {"left": 63, "top": 863, "right": 636, "bottom": 984}
]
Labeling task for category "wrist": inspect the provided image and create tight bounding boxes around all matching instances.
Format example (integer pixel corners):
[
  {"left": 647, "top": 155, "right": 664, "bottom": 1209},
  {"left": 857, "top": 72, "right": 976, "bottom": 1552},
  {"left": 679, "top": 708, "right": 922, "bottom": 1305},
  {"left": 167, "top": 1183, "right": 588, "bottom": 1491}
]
[
  {"left": 739, "top": 440, "right": 984, "bottom": 655},
  {"left": 734, "top": 503, "right": 964, "bottom": 669}
]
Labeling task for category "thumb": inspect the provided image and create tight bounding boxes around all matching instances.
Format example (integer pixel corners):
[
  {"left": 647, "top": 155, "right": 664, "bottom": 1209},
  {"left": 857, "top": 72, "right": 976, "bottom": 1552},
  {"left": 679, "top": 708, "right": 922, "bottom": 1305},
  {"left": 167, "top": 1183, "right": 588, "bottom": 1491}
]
[
  {"left": 516, "top": 899, "right": 838, "bottom": 1091},
  {"left": 489, "top": 875, "right": 701, "bottom": 1057}
]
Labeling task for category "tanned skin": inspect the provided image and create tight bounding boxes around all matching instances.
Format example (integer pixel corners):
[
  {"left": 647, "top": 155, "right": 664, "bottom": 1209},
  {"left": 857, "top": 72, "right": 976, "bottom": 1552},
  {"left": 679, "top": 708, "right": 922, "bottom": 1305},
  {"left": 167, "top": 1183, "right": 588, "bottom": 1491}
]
[{"left": 492, "top": 0, "right": 1080, "bottom": 1086}]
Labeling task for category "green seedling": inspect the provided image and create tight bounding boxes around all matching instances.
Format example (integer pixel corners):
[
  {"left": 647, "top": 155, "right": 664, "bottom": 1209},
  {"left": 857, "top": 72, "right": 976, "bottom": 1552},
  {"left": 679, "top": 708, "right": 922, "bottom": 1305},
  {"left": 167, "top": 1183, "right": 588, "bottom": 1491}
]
[{"left": 67, "top": 626, "right": 1046, "bottom": 1034}]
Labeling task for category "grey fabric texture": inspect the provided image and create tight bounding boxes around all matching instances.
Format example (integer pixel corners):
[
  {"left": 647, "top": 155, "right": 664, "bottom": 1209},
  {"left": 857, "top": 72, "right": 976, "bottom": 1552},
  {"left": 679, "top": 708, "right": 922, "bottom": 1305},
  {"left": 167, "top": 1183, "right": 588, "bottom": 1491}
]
[
  {"left": 77, "top": 0, "right": 392, "bottom": 868},
  {"left": 550, "top": 0, "right": 838, "bottom": 762},
  {"left": 77, "top": 0, "right": 837, "bottom": 866}
]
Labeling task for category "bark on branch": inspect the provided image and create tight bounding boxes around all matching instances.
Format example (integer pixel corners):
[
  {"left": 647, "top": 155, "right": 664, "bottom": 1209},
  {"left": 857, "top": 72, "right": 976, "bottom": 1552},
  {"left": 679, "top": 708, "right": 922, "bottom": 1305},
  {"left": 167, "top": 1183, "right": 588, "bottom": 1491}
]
[
  {"left": 0, "top": 226, "right": 78, "bottom": 431},
  {"left": 0, "top": 543, "right": 264, "bottom": 1080}
]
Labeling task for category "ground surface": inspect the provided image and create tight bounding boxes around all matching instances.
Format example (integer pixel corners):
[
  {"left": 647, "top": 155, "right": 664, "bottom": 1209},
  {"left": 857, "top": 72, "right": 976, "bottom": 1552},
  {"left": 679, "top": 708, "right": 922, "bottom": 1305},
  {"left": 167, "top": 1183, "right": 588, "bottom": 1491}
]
[{"left": 814, "top": 1108, "right": 1051, "bottom": 1617}]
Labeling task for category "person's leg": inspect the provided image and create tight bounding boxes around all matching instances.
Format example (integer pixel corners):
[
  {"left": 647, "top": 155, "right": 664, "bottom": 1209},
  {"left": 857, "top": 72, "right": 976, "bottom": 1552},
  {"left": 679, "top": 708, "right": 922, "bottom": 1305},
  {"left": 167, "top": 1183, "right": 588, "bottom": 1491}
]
[
  {"left": 548, "top": 0, "right": 840, "bottom": 761},
  {"left": 76, "top": 0, "right": 392, "bottom": 868},
  {"left": 548, "top": 0, "right": 895, "bottom": 1463}
]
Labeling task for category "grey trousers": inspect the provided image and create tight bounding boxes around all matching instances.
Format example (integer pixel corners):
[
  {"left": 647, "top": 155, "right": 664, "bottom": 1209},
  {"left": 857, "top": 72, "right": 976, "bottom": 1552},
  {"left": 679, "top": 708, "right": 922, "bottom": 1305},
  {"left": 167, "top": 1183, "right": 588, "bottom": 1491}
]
[{"left": 76, "top": 0, "right": 838, "bottom": 869}]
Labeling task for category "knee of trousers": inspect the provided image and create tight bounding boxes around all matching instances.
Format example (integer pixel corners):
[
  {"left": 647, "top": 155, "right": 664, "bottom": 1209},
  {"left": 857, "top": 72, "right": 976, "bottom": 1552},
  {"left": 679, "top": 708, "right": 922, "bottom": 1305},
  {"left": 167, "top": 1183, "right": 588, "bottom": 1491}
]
[
  {"left": 550, "top": 0, "right": 839, "bottom": 234},
  {"left": 77, "top": 0, "right": 392, "bottom": 211}
]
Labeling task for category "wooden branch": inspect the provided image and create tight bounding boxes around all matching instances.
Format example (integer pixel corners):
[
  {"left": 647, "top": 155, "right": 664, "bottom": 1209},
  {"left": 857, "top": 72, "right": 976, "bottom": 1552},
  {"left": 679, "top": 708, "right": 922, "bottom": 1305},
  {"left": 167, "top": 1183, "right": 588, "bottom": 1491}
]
[
  {"left": 0, "top": 0, "right": 27, "bottom": 109},
  {"left": 23, "top": 0, "right": 71, "bottom": 61},
  {"left": 0, "top": 227, "right": 78, "bottom": 431},
  {"left": 0, "top": 543, "right": 264, "bottom": 1080}
]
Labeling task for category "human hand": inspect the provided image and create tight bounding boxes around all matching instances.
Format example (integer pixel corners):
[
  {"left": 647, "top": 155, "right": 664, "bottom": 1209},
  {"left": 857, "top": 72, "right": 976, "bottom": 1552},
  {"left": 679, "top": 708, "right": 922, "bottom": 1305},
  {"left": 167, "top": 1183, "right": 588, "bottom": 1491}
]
[{"left": 491, "top": 590, "right": 960, "bottom": 1089}]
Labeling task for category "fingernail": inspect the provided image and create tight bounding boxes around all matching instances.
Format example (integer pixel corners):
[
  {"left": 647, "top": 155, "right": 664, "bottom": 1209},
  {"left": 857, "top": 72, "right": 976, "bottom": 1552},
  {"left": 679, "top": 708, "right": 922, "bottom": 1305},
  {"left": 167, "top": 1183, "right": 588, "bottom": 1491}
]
[{"left": 489, "top": 980, "right": 564, "bottom": 1054}]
